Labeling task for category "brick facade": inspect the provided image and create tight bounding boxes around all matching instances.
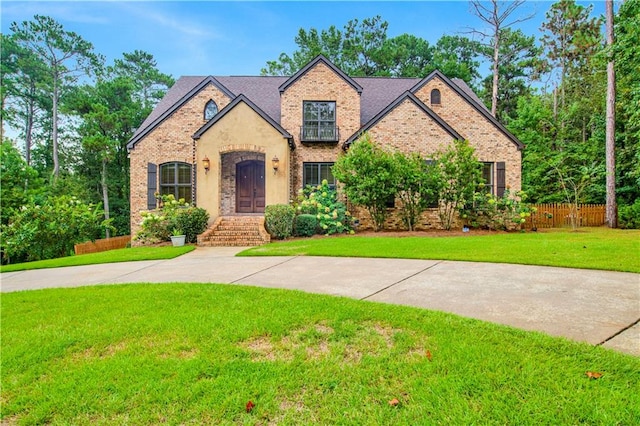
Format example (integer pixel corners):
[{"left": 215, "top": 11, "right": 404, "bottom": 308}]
[{"left": 128, "top": 56, "right": 522, "bottom": 236}]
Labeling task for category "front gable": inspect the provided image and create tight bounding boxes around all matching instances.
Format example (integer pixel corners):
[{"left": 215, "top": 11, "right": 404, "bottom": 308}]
[
  {"left": 127, "top": 76, "right": 235, "bottom": 151},
  {"left": 278, "top": 55, "right": 363, "bottom": 95},
  {"left": 411, "top": 71, "right": 523, "bottom": 151},
  {"left": 344, "top": 91, "right": 462, "bottom": 150},
  {"left": 193, "top": 94, "right": 294, "bottom": 149}
]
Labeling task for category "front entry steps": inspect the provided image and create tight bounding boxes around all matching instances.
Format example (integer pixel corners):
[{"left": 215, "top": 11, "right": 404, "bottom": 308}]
[{"left": 197, "top": 216, "right": 271, "bottom": 247}]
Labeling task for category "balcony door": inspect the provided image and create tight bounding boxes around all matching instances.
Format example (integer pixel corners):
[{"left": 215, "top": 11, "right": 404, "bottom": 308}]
[{"left": 236, "top": 160, "right": 265, "bottom": 213}]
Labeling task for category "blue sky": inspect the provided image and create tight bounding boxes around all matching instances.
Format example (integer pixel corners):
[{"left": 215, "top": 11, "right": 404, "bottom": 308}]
[{"left": 1, "top": 1, "right": 607, "bottom": 79}]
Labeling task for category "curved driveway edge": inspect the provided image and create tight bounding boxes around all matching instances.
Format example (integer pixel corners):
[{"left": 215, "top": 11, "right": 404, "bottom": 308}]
[{"left": 2, "top": 247, "right": 638, "bottom": 356}]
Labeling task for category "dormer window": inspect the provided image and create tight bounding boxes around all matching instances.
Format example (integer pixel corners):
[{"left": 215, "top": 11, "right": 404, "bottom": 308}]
[
  {"left": 430, "top": 89, "right": 441, "bottom": 105},
  {"left": 204, "top": 100, "right": 218, "bottom": 120},
  {"left": 301, "top": 101, "right": 338, "bottom": 142}
]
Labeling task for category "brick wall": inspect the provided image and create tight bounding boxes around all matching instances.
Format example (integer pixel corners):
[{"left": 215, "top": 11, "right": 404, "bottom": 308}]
[
  {"left": 129, "top": 83, "right": 232, "bottom": 238},
  {"left": 413, "top": 77, "right": 522, "bottom": 193},
  {"left": 280, "top": 62, "right": 361, "bottom": 191}
]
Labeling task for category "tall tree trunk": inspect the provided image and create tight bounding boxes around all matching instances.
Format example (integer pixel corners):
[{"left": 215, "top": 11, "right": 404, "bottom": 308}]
[
  {"left": 52, "top": 75, "right": 59, "bottom": 180},
  {"left": 605, "top": 0, "right": 617, "bottom": 227},
  {"left": 101, "top": 158, "right": 111, "bottom": 238},
  {"left": 491, "top": 31, "right": 500, "bottom": 117}
]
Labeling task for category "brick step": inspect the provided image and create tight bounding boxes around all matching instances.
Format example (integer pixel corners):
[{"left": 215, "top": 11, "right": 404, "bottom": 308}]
[
  {"left": 216, "top": 225, "right": 262, "bottom": 231},
  {"left": 197, "top": 216, "right": 270, "bottom": 247},
  {"left": 211, "top": 230, "right": 262, "bottom": 237}
]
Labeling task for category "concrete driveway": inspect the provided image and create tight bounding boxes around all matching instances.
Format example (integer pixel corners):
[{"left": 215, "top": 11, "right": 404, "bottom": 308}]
[{"left": 2, "top": 247, "right": 638, "bottom": 356}]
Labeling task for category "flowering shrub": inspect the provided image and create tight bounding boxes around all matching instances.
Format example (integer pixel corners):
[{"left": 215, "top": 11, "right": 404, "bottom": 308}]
[
  {"left": 135, "top": 194, "right": 191, "bottom": 244},
  {"left": 292, "top": 180, "right": 353, "bottom": 235},
  {"left": 461, "top": 189, "right": 532, "bottom": 231},
  {"left": 175, "top": 206, "right": 209, "bottom": 243}
]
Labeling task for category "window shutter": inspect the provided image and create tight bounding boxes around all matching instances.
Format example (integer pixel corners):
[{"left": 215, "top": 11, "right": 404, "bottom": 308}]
[
  {"left": 147, "top": 163, "right": 157, "bottom": 210},
  {"left": 496, "top": 162, "right": 506, "bottom": 197}
]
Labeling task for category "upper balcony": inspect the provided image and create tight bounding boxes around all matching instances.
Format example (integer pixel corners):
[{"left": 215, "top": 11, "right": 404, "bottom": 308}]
[{"left": 300, "top": 125, "right": 340, "bottom": 143}]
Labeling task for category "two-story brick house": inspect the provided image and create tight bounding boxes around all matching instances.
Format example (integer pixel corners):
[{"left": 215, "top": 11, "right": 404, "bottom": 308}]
[{"left": 127, "top": 55, "right": 522, "bottom": 244}]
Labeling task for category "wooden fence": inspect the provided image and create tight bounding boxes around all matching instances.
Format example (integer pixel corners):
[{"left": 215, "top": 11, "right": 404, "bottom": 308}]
[
  {"left": 524, "top": 204, "right": 605, "bottom": 229},
  {"left": 74, "top": 235, "right": 131, "bottom": 255}
]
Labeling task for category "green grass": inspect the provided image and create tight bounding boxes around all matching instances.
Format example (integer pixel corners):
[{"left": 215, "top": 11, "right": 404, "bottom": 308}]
[
  {"left": 0, "top": 245, "right": 195, "bottom": 273},
  {"left": 240, "top": 227, "right": 640, "bottom": 273},
  {"left": 2, "top": 284, "right": 638, "bottom": 425}
]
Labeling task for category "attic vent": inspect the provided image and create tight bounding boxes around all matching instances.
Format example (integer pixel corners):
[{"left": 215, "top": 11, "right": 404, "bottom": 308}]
[{"left": 430, "top": 89, "right": 441, "bottom": 105}]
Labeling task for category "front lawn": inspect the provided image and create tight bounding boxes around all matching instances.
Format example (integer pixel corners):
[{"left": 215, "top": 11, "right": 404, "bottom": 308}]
[
  {"left": 240, "top": 227, "right": 640, "bottom": 273},
  {"left": 0, "top": 245, "right": 195, "bottom": 273},
  {"left": 2, "top": 284, "right": 638, "bottom": 424}
]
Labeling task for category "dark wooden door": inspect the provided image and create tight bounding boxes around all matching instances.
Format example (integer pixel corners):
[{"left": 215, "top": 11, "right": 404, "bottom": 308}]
[{"left": 236, "top": 160, "right": 265, "bottom": 213}]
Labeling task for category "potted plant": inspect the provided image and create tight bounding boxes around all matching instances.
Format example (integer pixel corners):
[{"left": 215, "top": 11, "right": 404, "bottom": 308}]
[{"left": 170, "top": 228, "right": 186, "bottom": 247}]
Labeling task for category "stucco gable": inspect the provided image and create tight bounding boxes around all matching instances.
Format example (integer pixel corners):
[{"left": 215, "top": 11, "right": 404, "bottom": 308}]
[
  {"left": 278, "top": 55, "right": 363, "bottom": 94},
  {"left": 343, "top": 91, "right": 463, "bottom": 149},
  {"left": 411, "top": 71, "right": 523, "bottom": 150},
  {"left": 193, "top": 94, "right": 294, "bottom": 150},
  {"left": 127, "top": 76, "right": 234, "bottom": 151}
]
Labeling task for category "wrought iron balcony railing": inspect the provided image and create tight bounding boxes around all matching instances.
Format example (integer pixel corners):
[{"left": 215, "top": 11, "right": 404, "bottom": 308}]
[{"left": 300, "top": 125, "right": 339, "bottom": 142}]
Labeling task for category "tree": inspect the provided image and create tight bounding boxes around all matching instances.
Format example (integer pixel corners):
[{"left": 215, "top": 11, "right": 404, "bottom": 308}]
[
  {"left": 10, "top": 15, "right": 103, "bottom": 179},
  {"left": 468, "top": 0, "right": 534, "bottom": 116},
  {"left": 541, "top": 0, "right": 602, "bottom": 108},
  {"left": 432, "top": 140, "right": 483, "bottom": 230},
  {"left": 111, "top": 50, "right": 174, "bottom": 114},
  {"left": 332, "top": 134, "right": 397, "bottom": 231},
  {"left": 480, "top": 28, "right": 541, "bottom": 123},
  {"left": 605, "top": 0, "right": 616, "bottom": 228},
  {"left": 613, "top": 0, "right": 639, "bottom": 207},
  {"left": 394, "top": 152, "right": 438, "bottom": 231},
  {"left": 430, "top": 35, "right": 483, "bottom": 84}
]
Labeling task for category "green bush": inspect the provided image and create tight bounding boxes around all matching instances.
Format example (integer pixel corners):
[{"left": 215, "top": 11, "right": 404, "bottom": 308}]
[
  {"left": 461, "top": 189, "right": 532, "bottom": 231},
  {"left": 0, "top": 195, "right": 107, "bottom": 263},
  {"left": 175, "top": 207, "right": 210, "bottom": 243},
  {"left": 293, "top": 180, "right": 353, "bottom": 235},
  {"left": 294, "top": 214, "right": 318, "bottom": 237},
  {"left": 134, "top": 194, "right": 190, "bottom": 244},
  {"left": 265, "top": 204, "right": 295, "bottom": 239},
  {"left": 618, "top": 199, "right": 640, "bottom": 229}
]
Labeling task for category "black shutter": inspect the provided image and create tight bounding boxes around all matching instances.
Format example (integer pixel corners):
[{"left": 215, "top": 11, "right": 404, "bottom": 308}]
[
  {"left": 147, "top": 163, "right": 157, "bottom": 210},
  {"left": 496, "top": 162, "right": 506, "bottom": 197}
]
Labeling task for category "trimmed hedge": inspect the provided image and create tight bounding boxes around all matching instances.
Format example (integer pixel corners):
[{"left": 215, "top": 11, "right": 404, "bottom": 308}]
[
  {"left": 294, "top": 214, "right": 318, "bottom": 237},
  {"left": 265, "top": 204, "right": 296, "bottom": 239}
]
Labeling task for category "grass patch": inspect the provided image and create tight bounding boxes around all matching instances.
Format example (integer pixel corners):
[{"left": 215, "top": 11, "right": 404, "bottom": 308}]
[
  {"left": 240, "top": 227, "right": 640, "bottom": 273},
  {"left": 0, "top": 245, "right": 195, "bottom": 273},
  {"left": 2, "top": 284, "right": 639, "bottom": 424}
]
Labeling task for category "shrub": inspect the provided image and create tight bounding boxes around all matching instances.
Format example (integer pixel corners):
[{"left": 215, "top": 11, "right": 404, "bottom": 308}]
[
  {"left": 134, "top": 194, "right": 190, "bottom": 244},
  {"left": 294, "top": 214, "right": 318, "bottom": 237},
  {"left": 293, "top": 180, "right": 353, "bottom": 235},
  {"left": 175, "top": 207, "right": 210, "bottom": 243},
  {"left": 461, "top": 189, "right": 532, "bottom": 231},
  {"left": 0, "top": 195, "right": 107, "bottom": 263},
  {"left": 332, "top": 134, "right": 397, "bottom": 231},
  {"left": 618, "top": 199, "right": 640, "bottom": 229},
  {"left": 265, "top": 204, "right": 295, "bottom": 239}
]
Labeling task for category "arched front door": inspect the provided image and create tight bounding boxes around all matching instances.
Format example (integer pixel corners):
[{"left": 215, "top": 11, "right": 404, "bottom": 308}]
[{"left": 236, "top": 160, "right": 265, "bottom": 213}]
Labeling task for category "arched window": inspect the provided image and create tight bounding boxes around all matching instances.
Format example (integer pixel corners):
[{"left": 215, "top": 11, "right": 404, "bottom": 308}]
[
  {"left": 430, "top": 89, "right": 441, "bottom": 105},
  {"left": 160, "top": 162, "right": 192, "bottom": 203},
  {"left": 204, "top": 100, "right": 218, "bottom": 120}
]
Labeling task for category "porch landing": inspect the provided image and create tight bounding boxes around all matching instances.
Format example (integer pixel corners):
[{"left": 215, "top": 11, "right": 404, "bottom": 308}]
[{"left": 197, "top": 216, "right": 270, "bottom": 247}]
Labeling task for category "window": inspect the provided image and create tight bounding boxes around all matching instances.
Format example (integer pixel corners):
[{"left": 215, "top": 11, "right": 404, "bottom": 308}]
[
  {"left": 303, "top": 162, "right": 336, "bottom": 188},
  {"left": 160, "top": 162, "right": 192, "bottom": 203},
  {"left": 430, "top": 89, "right": 441, "bottom": 105},
  {"left": 204, "top": 100, "right": 218, "bottom": 120},
  {"left": 482, "top": 162, "right": 494, "bottom": 194},
  {"left": 302, "top": 101, "right": 338, "bottom": 141}
]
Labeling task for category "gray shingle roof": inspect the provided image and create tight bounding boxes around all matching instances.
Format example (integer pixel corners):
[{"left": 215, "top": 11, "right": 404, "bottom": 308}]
[{"left": 128, "top": 69, "right": 505, "bottom": 150}]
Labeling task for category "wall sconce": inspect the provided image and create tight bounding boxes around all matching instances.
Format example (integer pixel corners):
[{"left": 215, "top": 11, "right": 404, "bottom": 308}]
[
  {"left": 202, "top": 156, "right": 210, "bottom": 174},
  {"left": 272, "top": 155, "right": 280, "bottom": 174}
]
